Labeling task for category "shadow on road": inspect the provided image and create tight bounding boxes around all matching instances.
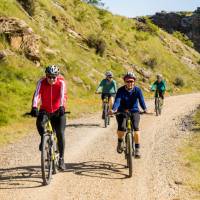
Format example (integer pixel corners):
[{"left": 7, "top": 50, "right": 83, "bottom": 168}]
[
  {"left": 66, "top": 123, "right": 101, "bottom": 128},
  {"left": 0, "top": 161, "right": 128, "bottom": 189},
  {"left": 0, "top": 166, "right": 43, "bottom": 189},
  {"left": 64, "top": 161, "right": 129, "bottom": 179}
]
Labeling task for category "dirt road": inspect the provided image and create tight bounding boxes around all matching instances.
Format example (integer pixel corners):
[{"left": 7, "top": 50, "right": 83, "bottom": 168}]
[{"left": 0, "top": 93, "right": 200, "bottom": 200}]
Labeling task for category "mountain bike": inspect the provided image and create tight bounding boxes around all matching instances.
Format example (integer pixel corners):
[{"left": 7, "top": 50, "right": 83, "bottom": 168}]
[
  {"left": 96, "top": 92, "right": 116, "bottom": 128},
  {"left": 115, "top": 111, "right": 151, "bottom": 178},
  {"left": 155, "top": 90, "right": 164, "bottom": 116},
  {"left": 115, "top": 111, "right": 134, "bottom": 177},
  {"left": 24, "top": 111, "right": 70, "bottom": 185}
]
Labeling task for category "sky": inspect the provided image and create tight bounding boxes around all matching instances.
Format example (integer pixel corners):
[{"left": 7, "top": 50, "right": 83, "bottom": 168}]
[{"left": 102, "top": 0, "right": 200, "bottom": 17}]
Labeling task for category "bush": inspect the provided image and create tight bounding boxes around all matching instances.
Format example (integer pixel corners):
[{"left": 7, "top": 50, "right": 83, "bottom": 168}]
[
  {"left": 173, "top": 31, "right": 194, "bottom": 48},
  {"left": 136, "top": 18, "right": 159, "bottom": 35},
  {"left": 174, "top": 77, "right": 185, "bottom": 87},
  {"left": 17, "top": 0, "right": 35, "bottom": 16},
  {"left": 86, "top": 34, "right": 106, "bottom": 56},
  {"left": 143, "top": 57, "right": 157, "bottom": 69}
]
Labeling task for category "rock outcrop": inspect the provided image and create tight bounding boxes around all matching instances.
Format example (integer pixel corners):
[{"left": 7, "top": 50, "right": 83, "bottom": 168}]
[
  {"left": 0, "top": 17, "right": 40, "bottom": 63},
  {"left": 150, "top": 7, "right": 200, "bottom": 52}
]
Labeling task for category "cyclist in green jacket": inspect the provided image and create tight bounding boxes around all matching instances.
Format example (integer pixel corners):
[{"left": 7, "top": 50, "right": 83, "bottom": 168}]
[
  {"left": 151, "top": 74, "right": 166, "bottom": 105},
  {"left": 96, "top": 71, "right": 117, "bottom": 116}
]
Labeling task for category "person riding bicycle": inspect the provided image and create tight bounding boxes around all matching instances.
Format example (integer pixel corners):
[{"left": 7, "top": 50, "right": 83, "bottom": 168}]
[
  {"left": 109, "top": 72, "right": 148, "bottom": 158},
  {"left": 96, "top": 71, "right": 117, "bottom": 117},
  {"left": 150, "top": 74, "right": 166, "bottom": 106},
  {"left": 30, "top": 65, "right": 67, "bottom": 170}
]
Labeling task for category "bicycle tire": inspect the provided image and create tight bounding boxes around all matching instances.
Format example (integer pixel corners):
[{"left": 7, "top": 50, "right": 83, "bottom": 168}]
[
  {"left": 41, "top": 134, "right": 53, "bottom": 185},
  {"left": 104, "top": 103, "right": 108, "bottom": 128},
  {"left": 155, "top": 98, "right": 159, "bottom": 116},
  {"left": 126, "top": 132, "right": 133, "bottom": 177},
  {"left": 52, "top": 142, "right": 59, "bottom": 174},
  {"left": 158, "top": 99, "right": 162, "bottom": 115},
  {"left": 107, "top": 115, "right": 110, "bottom": 125}
]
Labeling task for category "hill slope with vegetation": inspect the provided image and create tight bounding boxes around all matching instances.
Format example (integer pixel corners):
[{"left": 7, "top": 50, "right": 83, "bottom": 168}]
[{"left": 0, "top": 0, "right": 200, "bottom": 137}]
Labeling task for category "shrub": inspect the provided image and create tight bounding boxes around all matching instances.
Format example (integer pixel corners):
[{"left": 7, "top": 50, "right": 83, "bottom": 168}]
[
  {"left": 197, "top": 59, "right": 200, "bottom": 65},
  {"left": 136, "top": 18, "right": 158, "bottom": 35},
  {"left": 17, "top": 0, "right": 35, "bottom": 16},
  {"left": 173, "top": 31, "right": 194, "bottom": 48},
  {"left": 143, "top": 57, "right": 157, "bottom": 69},
  {"left": 86, "top": 34, "right": 106, "bottom": 56},
  {"left": 174, "top": 77, "right": 185, "bottom": 87}
]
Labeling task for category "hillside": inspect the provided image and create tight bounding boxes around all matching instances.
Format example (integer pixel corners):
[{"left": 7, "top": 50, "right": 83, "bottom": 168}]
[
  {"left": 0, "top": 0, "right": 200, "bottom": 134},
  {"left": 150, "top": 8, "right": 200, "bottom": 53}
]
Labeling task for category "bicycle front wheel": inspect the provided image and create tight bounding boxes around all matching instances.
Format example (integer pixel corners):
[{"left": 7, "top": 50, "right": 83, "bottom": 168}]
[
  {"left": 41, "top": 134, "right": 53, "bottom": 185},
  {"left": 155, "top": 98, "right": 159, "bottom": 116},
  {"left": 126, "top": 132, "right": 133, "bottom": 177},
  {"left": 104, "top": 103, "right": 108, "bottom": 128}
]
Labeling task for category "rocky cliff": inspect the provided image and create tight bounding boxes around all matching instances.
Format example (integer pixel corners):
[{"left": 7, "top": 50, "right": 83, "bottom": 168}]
[{"left": 150, "top": 7, "right": 200, "bottom": 52}]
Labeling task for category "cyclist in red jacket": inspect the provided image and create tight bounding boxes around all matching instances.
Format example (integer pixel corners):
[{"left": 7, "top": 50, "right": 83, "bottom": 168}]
[{"left": 31, "top": 65, "right": 67, "bottom": 170}]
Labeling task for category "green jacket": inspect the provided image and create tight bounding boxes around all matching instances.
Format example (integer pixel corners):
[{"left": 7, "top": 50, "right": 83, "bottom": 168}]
[
  {"left": 96, "top": 79, "right": 117, "bottom": 94},
  {"left": 151, "top": 80, "right": 166, "bottom": 92}
]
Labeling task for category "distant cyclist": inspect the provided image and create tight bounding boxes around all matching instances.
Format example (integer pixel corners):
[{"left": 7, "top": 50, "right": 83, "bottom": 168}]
[
  {"left": 96, "top": 71, "right": 117, "bottom": 116},
  {"left": 150, "top": 74, "right": 166, "bottom": 106},
  {"left": 109, "top": 72, "right": 148, "bottom": 158},
  {"left": 31, "top": 65, "right": 67, "bottom": 170}
]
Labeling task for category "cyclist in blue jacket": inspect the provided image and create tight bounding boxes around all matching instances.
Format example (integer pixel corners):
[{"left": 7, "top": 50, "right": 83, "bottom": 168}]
[{"left": 110, "top": 72, "right": 148, "bottom": 158}]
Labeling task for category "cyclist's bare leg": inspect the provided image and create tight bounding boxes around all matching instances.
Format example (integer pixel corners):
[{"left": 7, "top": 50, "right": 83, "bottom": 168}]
[
  {"left": 117, "top": 130, "right": 125, "bottom": 153},
  {"left": 117, "top": 130, "right": 125, "bottom": 139},
  {"left": 134, "top": 131, "right": 141, "bottom": 158},
  {"left": 134, "top": 131, "right": 140, "bottom": 146}
]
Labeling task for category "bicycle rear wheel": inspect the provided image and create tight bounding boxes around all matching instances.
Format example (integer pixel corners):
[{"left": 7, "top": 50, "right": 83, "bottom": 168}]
[
  {"left": 104, "top": 103, "right": 108, "bottom": 128},
  {"left": 41, "top": 134, "right": 53, "bottom": 185},
  {"left": 126, "top": 132, "right": 133, "bottom": 177},
  {"left": 155, "top": 98, "right": 159, "bottom": 116},
  {"left": 52, "top": 142, "right": 59, "bottom": 174}
]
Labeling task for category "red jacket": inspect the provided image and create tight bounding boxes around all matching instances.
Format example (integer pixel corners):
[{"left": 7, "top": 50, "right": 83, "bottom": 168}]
[{"left": 32, "top": 75, "right": 67, "bottom": 113}]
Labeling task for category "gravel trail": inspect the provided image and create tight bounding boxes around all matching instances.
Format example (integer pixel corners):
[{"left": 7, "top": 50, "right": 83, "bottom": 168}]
[{"left": 0, "top": 93, "right": 200, "bottom": 200}]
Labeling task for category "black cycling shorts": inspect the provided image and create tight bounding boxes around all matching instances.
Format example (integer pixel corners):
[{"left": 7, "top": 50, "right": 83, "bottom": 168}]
[
  {"left": 116, "top": 112, "right": 140, "bottom": 132},
  {"left": 101, "top": 93, "right": 115, "bottom": 100},
  {"left": 155, "top": 91, "right": 164, "bottom": 99}
]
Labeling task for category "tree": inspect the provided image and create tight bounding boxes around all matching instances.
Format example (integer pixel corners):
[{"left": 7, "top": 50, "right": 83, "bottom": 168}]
[{"left": 83, "top": 0, "right": 104, "bottom": 7}]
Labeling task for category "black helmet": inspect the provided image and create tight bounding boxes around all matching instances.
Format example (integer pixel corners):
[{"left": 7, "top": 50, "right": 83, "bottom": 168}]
[
  {"left": 123, "top": 72, "right": 136, "bottom": 80},
  {"left": 45, "top": 65, "right": 60, "bottom": 76}
]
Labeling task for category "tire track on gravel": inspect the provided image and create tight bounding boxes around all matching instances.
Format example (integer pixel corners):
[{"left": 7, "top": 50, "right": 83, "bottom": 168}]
[{"left": 0, "top": 93, "right": 200, "bottom": 200}]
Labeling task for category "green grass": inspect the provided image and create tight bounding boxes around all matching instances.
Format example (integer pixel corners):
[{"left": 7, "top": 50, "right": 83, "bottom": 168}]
[
  {"left": 0, "top": 0, "right": 200, "bottom": 145},
  {"left": 181, "top": 106, "right": 200, "bottom": 197}
]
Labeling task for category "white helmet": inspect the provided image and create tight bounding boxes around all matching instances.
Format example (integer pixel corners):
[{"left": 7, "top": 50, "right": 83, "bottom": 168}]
[
  {"left": 123, "top": 72, "right": 136, "bottom": 80},
  {"left": 45, "top": 65, "right": 60, "bottom": 76},
  {"left": 156, "top": 74, "right": 163, "bottom": 79},
  {"left": 105, "top": 71, "right": 113, "bottom": 78}
]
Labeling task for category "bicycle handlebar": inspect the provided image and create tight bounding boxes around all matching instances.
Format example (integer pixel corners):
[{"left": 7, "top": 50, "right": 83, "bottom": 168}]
[
  {"left": 112, "top": 110, "right": 153, "bottom": 116},
  {"left": 95, "top": 92, "right": 116, "bottom": 95},
  {"left": 23, "top": 111, "right": 71, "bottom": 117}
]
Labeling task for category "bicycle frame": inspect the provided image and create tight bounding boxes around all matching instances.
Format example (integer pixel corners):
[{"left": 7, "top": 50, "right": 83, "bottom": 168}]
[
  {"left": 155, "top": 96, "right": 162, "bottom": 116},
  {"left": 103, "top": 96, "right": 110, "bottom": 128}
]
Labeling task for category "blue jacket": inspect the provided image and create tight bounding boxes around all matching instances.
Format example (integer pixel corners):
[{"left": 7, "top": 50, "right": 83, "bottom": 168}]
[{"left": 112, "top": 86, "right": 147, "bottom": 113}]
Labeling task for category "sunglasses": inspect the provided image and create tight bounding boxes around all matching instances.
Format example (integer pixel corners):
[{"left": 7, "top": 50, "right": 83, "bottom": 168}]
[
  {"left": 47, "top": 75, "right": 56, "bottom": 80},
  {"left": 126, "top": 80, "right": 134, "bottom": 83}
]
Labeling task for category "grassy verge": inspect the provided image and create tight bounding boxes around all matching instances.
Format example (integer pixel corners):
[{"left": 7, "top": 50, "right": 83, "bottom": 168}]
[{"left": 181, "top": 106, "right": 200, "bottom": 198}]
